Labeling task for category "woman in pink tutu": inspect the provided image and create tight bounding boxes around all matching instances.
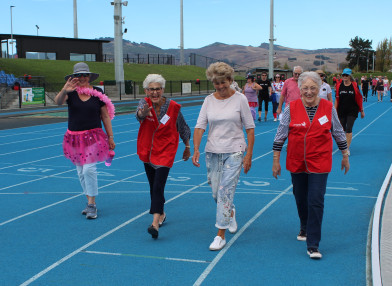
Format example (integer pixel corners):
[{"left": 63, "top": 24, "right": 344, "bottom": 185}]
[{"left": 55, "top": 62, "right": 116, "bottom": 219}]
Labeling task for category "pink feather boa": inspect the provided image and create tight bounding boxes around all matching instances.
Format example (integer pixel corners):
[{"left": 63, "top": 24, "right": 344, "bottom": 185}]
[{"left": 76, "top": 87, "right": 115, "bottom": 120}]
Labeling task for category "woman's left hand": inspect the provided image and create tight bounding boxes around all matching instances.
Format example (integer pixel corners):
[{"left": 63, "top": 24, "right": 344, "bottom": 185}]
[
  {"left": 109, "top": 138, "right": 116, "bottom": 150},
  {"left": 360, "top": 110, "right": 365, "bottom": 119},
  {"left": 243, "top": 153, "right": 252, "bottom": 174},
  {"left": 182, "top": 147, "right": 190, "bottom": 161},
  {"left": 341, "top": 157, "right": 350, "bottom": 174}
]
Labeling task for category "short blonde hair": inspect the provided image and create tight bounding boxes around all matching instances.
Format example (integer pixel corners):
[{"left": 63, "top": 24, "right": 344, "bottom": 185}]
[{"left": 206, "top": 62, "right": 234, "bottom": 82}]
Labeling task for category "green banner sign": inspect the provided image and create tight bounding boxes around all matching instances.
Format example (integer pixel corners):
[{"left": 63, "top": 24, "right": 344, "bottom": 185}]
[{"left": 22, "top": 87, "right": 45, "bottom": 105}]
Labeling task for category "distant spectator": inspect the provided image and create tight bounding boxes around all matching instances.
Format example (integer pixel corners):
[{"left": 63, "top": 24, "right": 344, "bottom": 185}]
[
  {"left": 242, "top": 75, "right": 262, "bottom": 120},
  {"left": 277, "top": 66, "right": 303, "bottom": 116},
  {"left": 316, "top": 70, "right": 332, "bottom": 102}
]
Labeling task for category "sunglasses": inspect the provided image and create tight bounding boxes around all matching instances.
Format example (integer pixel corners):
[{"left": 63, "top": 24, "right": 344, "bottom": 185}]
[
  {"left": 262, "top": 74, "right": 267, "bottom": 76},
  {"left": 73, "top": 73, "right": 90, "bottom": 78},
  {"left": 293, "top": 72, "right": 302, "bottom": 76}
]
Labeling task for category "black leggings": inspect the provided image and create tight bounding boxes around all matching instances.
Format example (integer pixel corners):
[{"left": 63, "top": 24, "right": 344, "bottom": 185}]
[
  {"left": 144, "top": 163, "right": 170, "bottom": 214},
  {"left": 258, "top": 95, "right": 269, "bottom": 111},
  {"left": 363, "top": 89, "right": 368, "bottom": 101},
  {"left": 338, "top": 115, "right": 357, "bottom": 133}
]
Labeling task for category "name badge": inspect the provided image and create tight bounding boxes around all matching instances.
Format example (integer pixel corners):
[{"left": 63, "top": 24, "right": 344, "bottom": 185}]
[
  {"left": 318, "top": 115, "right": 329, "bottom": 125},
  {"left": 160, "top": 114, "right": 170, "bottom": 124}
]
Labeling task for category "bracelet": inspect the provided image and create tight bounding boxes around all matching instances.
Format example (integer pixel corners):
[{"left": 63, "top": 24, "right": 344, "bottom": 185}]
[
  {"left": 108, "top": 135, "right": 114, "bottom": 138},
  {"left": 185, "top": 145, "right": 191, "bottom": 148}
]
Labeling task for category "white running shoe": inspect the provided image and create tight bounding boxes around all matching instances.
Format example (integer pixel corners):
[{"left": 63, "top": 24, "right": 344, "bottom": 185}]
[
  {"left": 209, "top": 236, "right": 226, "bottom": 251},
  {"left": 228, "top": 208, "right": 238, "bottom": 234}
]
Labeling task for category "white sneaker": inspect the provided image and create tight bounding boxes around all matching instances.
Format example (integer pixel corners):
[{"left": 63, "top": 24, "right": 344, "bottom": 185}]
[
  {"left": 228, "top": 208, "right": 237, "bottom": 234},
  {"left": 273, "top": 118, "right": 277, "bottom": 122},
  {"left": 209, "top": 236, "right": 226, "bottom": 251}
]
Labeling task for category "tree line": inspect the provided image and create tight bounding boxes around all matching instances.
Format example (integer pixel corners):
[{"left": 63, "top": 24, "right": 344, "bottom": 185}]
[{"left": 346, "top": 36, "right": 392, "bottom": 72}]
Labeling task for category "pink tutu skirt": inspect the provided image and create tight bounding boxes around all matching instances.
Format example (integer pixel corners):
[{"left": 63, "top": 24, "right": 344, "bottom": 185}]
[{"left": 63, "top": 128, "right": 109, "bottom": 166}]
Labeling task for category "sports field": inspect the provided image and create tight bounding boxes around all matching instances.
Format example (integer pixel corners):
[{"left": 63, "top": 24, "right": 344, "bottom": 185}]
[{"left": 0, "top": 93, "right": 391, "bottom": 285}]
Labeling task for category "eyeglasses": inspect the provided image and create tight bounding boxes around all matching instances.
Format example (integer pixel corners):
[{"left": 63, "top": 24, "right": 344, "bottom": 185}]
[
  {"left": 262, "top": 74, "right": 267, "bottom": 77},
  {"left": 293, "top": 72, "right": 302, "bottom": 76},
  {"left": 73, "top": 73, "right": 90, "bottom": 78},
  {"left": 342, "top": 74, "right": 349, "bottom": 77},
  {"left": 301, "top": 86, "right": 318, "bottom": 93},
  {"left": 147, "top": 87, "right": 162, "bottom": 92},
  {"left": 275, "top": 76, "right": 280, "bottom": 78}
]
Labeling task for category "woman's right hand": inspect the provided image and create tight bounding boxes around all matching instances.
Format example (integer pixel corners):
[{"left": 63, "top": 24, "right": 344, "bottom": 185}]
[
  {"left": 138, "top": 103, "right": 153, "bottom": 118},
  {"left": 63, "top": 77, "right": 79, "bottom": 93},
  {"left": 192, "top": 150, "right": 200, "bottom": 167}
]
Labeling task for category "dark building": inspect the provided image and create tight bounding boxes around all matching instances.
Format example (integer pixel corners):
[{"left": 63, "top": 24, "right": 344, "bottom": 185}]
[{"left": 0, "top": 34, "right": 109, "bottom": 62}]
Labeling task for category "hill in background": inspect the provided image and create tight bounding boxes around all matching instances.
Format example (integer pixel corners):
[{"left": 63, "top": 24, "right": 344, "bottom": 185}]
[{"left": 100, "top": 37, "right": 349, "bottom": 72}]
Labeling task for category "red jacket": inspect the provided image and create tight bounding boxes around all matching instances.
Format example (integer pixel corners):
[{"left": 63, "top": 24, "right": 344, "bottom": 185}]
[
  {"left": 335, "top": 81, "right": 363, "bottom": 112},
  {"left": 286, "top": 99, "right": 333, "bottom": 173},
  {"left": 137, "top": 98, "right": 181, "bottom": 168}
]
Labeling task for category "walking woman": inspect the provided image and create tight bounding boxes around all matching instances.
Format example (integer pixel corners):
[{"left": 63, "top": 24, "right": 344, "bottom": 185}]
[
  {"left": 272, "top": 71, "right": 349, "bottom": 259},
  {"left": 334, "top": 68, "right": 365, "bottom": 156},
  {"left": 55, "top": 62, "right": 116, "bottom": 219},
  {"left": 193, "top": 62, "right": 255, "bottom": 251},
  {"left": 242, "top": 75, "right": 262, "bottom": 120},
  {"left": 271, "top": 74, "right": 284, "bottom": 121},
  {"left": 136, "top": 74, "right": 191, "bottom": 239}
]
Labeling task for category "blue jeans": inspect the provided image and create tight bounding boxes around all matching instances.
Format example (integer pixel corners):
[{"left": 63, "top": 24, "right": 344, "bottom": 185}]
[
  {"left": 291, "top": 172, "right": 329, "bottom": 249},
  {"left": 76, "top": 163, "right": 98, "bottom": 197},
  {"left": 206, "top": 152, "right": 243, "bottom": 229}
]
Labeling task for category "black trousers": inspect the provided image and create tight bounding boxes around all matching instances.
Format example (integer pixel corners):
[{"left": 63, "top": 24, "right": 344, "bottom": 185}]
[{"left": 144, "top": 163, "right": 170, "bottom": 214}]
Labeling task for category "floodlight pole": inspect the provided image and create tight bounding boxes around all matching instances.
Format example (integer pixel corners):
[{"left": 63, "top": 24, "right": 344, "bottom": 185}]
[
  {"left": 73, "top": 0, "right": 78, "bottom": 38},
  {"left": 180, "top": 0, "right": 184, "bottom": 65},
  {"left": 112, "top": 0, "right": 126, "bottom": 95},
  {"left": 268, "top": 0, "right": 274, "bottom": 80},
  {"left": 10, "top": 5, "right": 15, "bottom": 59}
]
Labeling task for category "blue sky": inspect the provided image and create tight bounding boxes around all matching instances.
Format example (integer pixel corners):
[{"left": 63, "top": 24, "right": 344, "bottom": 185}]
[{"left": 1, "top": 0, "right": 391, "bottom": 51}]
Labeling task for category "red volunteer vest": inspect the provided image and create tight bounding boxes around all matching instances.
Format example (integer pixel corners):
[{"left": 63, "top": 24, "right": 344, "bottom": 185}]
[
  {"left": 137, "top": 98, "right": 181, "bottom": 168},
  {"left": 286, "top": 98, "right": 333, "bottom": 173}
]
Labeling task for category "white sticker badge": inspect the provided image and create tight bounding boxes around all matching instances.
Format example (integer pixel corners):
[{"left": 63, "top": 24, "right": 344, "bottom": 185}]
[
  {"left": 318, "top": 115, "right": 329, "bottom": 125},
  {"left": 160, "top": 114, "right": 170, "bottom": 124}
]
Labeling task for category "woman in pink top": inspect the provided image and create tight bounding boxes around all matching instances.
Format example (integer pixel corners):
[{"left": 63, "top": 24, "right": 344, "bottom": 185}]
[{"left": 242, "top": 75, "right": 262, "bottom": 120}]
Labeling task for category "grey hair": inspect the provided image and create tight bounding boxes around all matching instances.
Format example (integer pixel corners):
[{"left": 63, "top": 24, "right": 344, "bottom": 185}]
[
  {"left": 143, "top": 74, "right": 166, "bottom": 89},
  {"left": 206, "top": 62, "right": 234, "bottom": 82},
  {"left": 298, "top": 71, "right": 322, "bottom": 89},
  {"left": 293, "top": 66, "right": 303, "bottom": 73}
]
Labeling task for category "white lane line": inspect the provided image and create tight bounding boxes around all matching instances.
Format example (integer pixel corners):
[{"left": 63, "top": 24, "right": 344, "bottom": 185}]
[
  {"left": 81, "top": 250, "right": 210, "bottom": 264},
  {"left": 0, "top": 194, "right": 82, "bottom": 226},
  {"left": 193, "top": 185, "right": 293, "bottom": 286},
  {"left": 20, "top": 181, "right": 208, "bottom": 286}
]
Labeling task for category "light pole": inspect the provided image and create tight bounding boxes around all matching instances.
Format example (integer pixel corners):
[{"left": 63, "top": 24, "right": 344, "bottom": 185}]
[
  {"left": 111, "top": 0, "right": 128, "bottom": 96},
  {"left": 180, "top": 0, "right": 184, "bottom": 65},
  {"left": 35, "top": 25, "right": 39, "bottom": 36},
  {"left": 10, "top": 5, "right": 15, "bottom": 59},
  {"left": 73, "top": 0, "right": 78, "bottom": 38},
  {"left": 268, "top": 0, "right": 275, "bottom": 80}
]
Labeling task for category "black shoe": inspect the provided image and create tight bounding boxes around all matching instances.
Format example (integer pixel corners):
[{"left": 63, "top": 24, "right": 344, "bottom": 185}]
[
  {"left": 148, "top": 225, "right": 159, "bottom": 239},
  {"left": 159, "top": 214, "right": 166, "bottom": 227},
  {"left": 258, "top": 117, "right": 261, "bottom": 122},
  {"left": 307, "top": 248, "right": 322, "bottom": 259},
  {"left": 297, "top": 229, "right": 307, "bottom": 241},
  {"left": 264, "top": 117, "right": 267, "bottom": 122}
]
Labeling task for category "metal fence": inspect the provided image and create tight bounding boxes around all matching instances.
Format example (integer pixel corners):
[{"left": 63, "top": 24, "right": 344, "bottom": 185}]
[
  {"left": 0, "top": 79, "right": 250, "bottom": 109},
  {"left": 104, "top": 53, "right": 176, "bottom": 65}
]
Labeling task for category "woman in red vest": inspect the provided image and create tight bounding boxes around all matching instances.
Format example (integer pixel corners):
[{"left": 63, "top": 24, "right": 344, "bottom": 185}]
[
  {"left": 272, "top": 71, "right": 350, "bottom": 259},
  {"left": 136, "top": 74, "right": 191, "bottom": 239}
]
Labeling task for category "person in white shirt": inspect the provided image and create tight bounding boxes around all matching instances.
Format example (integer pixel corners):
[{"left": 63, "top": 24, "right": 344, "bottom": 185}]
[
  {"left": 192, "top": 62, "right": 255, "bottom": 251},
  {"left": 316, "top": 70, "right": 332, "bottom": 102}
]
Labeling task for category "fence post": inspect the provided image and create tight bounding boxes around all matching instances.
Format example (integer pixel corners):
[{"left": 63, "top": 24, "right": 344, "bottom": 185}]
[
  {"left": 180, "top": 80, "right": 183, "bottom": 95},
  {"left": 199, "top": 81, "right": 201, "bottom": 94},
  {"left": 170, "top": 81, "right": 173, "bottom": 97}
]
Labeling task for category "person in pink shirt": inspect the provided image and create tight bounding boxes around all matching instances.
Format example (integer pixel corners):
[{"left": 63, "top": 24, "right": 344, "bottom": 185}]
[{"left": 276, "top": 66, "right": 303, "bottom": 116}]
